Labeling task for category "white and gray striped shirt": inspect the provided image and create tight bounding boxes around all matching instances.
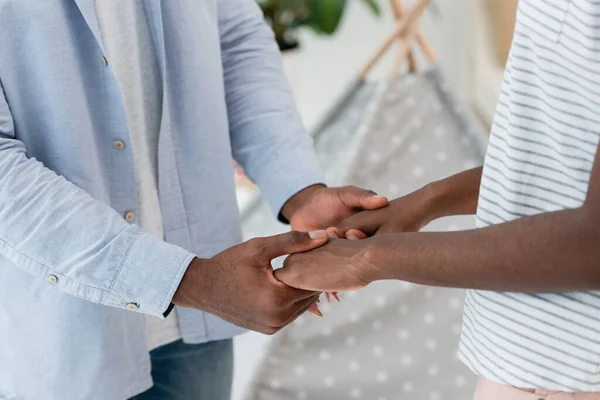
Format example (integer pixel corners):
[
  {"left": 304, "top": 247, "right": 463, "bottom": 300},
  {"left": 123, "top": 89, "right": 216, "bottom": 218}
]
[{"left": 459, "top": 0, "right": 600, "bottom": 392}]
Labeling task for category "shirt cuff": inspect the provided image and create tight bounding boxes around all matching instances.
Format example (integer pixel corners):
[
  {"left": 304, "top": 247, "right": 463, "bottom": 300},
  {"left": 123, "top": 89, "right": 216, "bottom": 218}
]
[{"left": 103, "top": 231, "right": 196, "bottom": 318}]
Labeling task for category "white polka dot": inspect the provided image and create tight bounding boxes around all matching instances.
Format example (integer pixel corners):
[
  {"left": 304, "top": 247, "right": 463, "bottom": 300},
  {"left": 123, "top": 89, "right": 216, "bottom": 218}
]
[
  {"left": 270, "top": 379, "right": 281, "bottom": 389},
  {"left": 346, "top": 336, "right": 357, "bottom": 346},
  {"left": 295, "top": 365, "right": 306, "bottom": 376},
  {"left": 434, "top": 126, "right": 446, "bottom": 137},
  {"left": 295, "top": 341, "right": 305, "bottom": 350},
  {"left": 400, "top": 281, "right": 413, "bottom": 291},
  {"left": 428, "top": 365, "right": 439, "bottom": 376},
  {"left": 436, "top": 151, "right": 447, "bottom": 162},
  {"left": 324, "top": 376, "right": 335, "bottom": 387},
  {"left": 399, "top": 304, "right": 409, "bottom": 315},
  {"left": 405, "top": 96, "right": 416, "bottom": 107},
  {"left": 386, "top": 93, "right": 398, "bottom": 102},
  {"left": 401, "top": 355, "right": 413, "bottom": 366},
  {"left": 424, "top": 287, "right": 435, "bottom": 298},
  {"left": 411, "top": 118, "right": 422, "bottom": 129},
  {"left": 424, "top": 313, "right": 435, "bottom": 324},
  {"left": 452, "top": 323, "right": 461, "bottom": 335},
  {"left": 426, "top": 339, "right": 438, "bottom": 351},
  {"left": 373, "top": 345, "right": 384, "bottom": 357},
  {"left": 430, "top": 391, "right": 441, "bottom": 400},
  {"left": 433, "top": 102, "right": 443, "bottom": 112},
  {"left": 350, "top": 388, "right": 362, "bottom": 398},
  {"left": 388, "top": 183, "right": 400, "bottom": 195},
  {"left": 322, "top": 326, "right": 333, "bottom": 337},
  {"left": 451, "top": 296, "right": 462, "bottom": 308},
  {"left": 447, "top": 224, "right": 460, "bottom": 231},
  {"left": 320, "top": 350, "right": 331, "bottom": 361},
  {"left": 412, "top": 166, "right": 424, "bottom": 177},
  {"left": 392, "top": 135, "right": 404, "bottom": 146},
  {"left": 461, "top": 136, "right": 471, "bottom": 146},
  {"left": 372, "top": 320, "right": 383, "bottom": 331},
  {"left": 294, "top": 316, "right": 305, "bottom": 327},
  {"left": 369, "top": 151, "right": 382, "bottom": 163},
  {"left": 375, "top": 296, "right": 387, "bottom": 307},
  {"left": 409, "top": 142, "right": 421, "bottom": 153},
  {"left": 297, "top": 391, "right": 307, "bottom": 400},
  {"left": 455, "top": 375, "right": 467, "bottom": 387},
  {"left": 453, "top": 350, "right": 460, "bottom": 360},
  {"left": 405, "top": 75, "right": 416, "bottom": 85},
  {"left": 350, "top": 312, "right": 361, "bottom": 323},
  {"left": 346, "top": 291, "right": 358, "bottom": 298},
  {"left": 378, "top": 397, "right": 387, "bottom": 400},
  {"left": 377, "top": 371, "right": 389, "bottom": 382},
  {"left": 349, "top": 361, "right": 360, "bottom": 372},
  {"left": 402, "top": 381, "right": 414, "bottom": 393},
  {"left": 397, "top": 329, "right": 410, "bottom": 340},
  {"left": 268, "top": 357, "right": 280, "bottom": 365}
]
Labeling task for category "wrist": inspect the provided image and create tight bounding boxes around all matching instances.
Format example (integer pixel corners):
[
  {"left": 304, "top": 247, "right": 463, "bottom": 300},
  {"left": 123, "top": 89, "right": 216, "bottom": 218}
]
[
  {"left": 357, "top": 237, "right": 390, "bottom": 284},
  {"left": 172, "top": 257, "right": 215, "bottom": 310},
  {"left": 418, "top": 179, "right": 454, "bottom": 223}
]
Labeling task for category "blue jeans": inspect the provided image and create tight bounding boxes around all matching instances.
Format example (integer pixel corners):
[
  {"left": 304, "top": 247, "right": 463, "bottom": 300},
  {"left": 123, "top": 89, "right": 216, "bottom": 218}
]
[{"left": 131, "top": 339, "right": 233, "bottom": 400}]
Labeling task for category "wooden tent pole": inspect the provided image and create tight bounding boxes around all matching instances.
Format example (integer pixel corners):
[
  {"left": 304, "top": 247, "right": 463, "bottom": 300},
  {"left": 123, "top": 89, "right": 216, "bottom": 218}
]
[
  {"left": 394, "top": 0, "right": 437, "bottom": 62},
  {"left": 390, "top": 0, "right": 417, "bottom": 72},
  {"left": 358, "top": 0, "right": 430, "bottom": 80}
]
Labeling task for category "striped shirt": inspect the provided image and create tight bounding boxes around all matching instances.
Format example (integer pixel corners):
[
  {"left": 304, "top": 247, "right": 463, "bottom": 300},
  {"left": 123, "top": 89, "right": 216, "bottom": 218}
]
[{"left": 459, "top": 0, "right": 600, "bottom": 392}]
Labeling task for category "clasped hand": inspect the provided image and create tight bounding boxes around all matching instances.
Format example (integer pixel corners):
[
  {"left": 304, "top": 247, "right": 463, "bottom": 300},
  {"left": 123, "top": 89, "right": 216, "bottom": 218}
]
[{"left": 275, "top": 188, "right": 432, "bottom": 292}]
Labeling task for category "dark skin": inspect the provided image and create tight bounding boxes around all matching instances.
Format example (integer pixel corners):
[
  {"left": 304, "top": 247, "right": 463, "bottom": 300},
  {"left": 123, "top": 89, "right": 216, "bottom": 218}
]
[
  {"left": 172, "top": 184, "right": 388, "bottom": 335},
  {"left": 275, "top": 144, "right": 600, "bottom": 293}
]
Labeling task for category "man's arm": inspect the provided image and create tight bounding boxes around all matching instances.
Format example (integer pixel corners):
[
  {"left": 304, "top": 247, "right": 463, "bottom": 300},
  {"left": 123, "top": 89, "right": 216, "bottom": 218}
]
[
  {"left": 0, "top": 80, "right": 194, "bottom": 317},
  {"left": 276, "top": 145, "right": 600, "bottom": 292},
  {"left": 217, "top": 0, "right": 324, "bottom": 216}
]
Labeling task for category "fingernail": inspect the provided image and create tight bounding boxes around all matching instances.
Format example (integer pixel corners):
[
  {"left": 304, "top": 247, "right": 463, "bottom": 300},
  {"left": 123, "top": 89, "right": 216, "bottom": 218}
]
[
  {"left": 371, "top": 195, "right": 386, "bottom": 199},
  {"left": 332, "top": 292, "right": 341, "bottom": 303},
  {"left": 325, "top": 292, "right": 331, "bottom": 303},
  {"left": 311, "top": 308, "right": 324, "bottom": 318},
  {"left": 309, "top": 230, "right": 327, "bottom": 239},
  {"left": 347, "top": 234, "right": 360, "bottom": 240}
]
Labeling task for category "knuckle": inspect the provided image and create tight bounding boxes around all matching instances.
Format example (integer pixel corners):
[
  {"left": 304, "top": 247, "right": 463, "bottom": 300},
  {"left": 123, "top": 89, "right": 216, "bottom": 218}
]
[{"left": 287, "top": 231, "right": 305, "bottom": 247}]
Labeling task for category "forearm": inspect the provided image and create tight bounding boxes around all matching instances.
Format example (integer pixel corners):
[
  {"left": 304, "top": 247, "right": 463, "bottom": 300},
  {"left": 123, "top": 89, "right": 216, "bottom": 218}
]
[
  {"left": 423, "top": 166, "right": 482, "bottom": 222},
  {"left": 366, "top": 206, "right": 600, "bottom": 291}
]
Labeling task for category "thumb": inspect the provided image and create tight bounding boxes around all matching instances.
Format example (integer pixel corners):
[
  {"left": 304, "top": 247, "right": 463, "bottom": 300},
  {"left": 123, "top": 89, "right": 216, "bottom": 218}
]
[
  {"left": 338, "top": 186, "right": 389, "bottom": 210},
  {"left": 260, "top": 230, "right": 328, "bottom": 260}
]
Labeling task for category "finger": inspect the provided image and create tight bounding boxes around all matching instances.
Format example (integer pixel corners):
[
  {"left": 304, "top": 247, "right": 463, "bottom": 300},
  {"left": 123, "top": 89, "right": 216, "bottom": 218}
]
[
  {"left": 257, "top": 230, "right": 328, "bottom": 260},
  {"left": 325, "top": 292, "right": 331, "bottom": 303},
  {"left": 307, "top": 302, "right": 323, "bottom": 317},
  {"left": 345, "top": 229, "right": 368, "bottom": 240},
  {"left": 326, "top": 226, "right": 342, "bottom": 239},
  {"left": 337, "top": 213, "right": 379, "bottom": 237},
  {"left": 337, "top": 186, "right": 389, "bottom": 210},
  {"left": 332, "top": 292, "right": 341, "bottom": 303},
  {"left": 289, "top": 294, "right": 322, "bottom": 323}
]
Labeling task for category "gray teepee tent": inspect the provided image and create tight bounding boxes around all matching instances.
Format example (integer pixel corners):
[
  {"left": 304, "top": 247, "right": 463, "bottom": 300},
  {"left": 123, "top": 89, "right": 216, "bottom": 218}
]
[{"left": 242, "top": 1, "right": 488, "bottom": 398}]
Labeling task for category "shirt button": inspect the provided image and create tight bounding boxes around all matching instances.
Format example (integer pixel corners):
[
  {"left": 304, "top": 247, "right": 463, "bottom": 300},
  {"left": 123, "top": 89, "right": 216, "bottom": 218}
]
[
  {"left": 48, "top": 274, "right": 58, "bottom": 284},
  {"left": 114, "top": 140, "right": 125, "bottom": 150},
  {"left": 126, "top": 303, "right": 139, "bottom": 311},
  {"left": 101, "top": 56, "right": 108, "bottom": 66},
  {"left": 124, "top": 211, "right": 135, "bottom": 222}
]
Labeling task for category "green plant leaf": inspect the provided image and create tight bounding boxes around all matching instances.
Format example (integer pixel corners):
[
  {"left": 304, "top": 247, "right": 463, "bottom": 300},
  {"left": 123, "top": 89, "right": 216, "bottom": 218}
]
[
  {"left": 306, "top": 0, "right": 347, "bottom": 35},
  {"left": 361, "top": 0, "right": 381, "bottom": 16}
]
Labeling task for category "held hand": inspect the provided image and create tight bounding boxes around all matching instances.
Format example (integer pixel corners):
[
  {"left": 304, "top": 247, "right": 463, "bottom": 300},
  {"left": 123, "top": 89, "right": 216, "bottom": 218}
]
[
  {"left": 337, "top": 187, "right": 434, "bottom": 239},
  {"left": 274, "top": 237, "right": 376, "bottom": 292},
  {"left": 172, "top": 230, "right": 328, "bottom": 335},
  {"left": 281, "top": 185, "right": 389, "bottom": 232}
]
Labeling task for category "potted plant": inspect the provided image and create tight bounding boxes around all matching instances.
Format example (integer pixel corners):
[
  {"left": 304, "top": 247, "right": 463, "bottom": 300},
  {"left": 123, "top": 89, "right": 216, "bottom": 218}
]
[{"left": 258, "top": 0, "right": 382, "bottom": 51}]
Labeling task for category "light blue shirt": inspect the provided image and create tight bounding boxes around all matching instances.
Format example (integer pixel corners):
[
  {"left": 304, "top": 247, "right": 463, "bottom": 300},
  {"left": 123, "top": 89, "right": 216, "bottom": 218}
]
[{"left": 0, "top": 1, "right": 323, "bottom": 399}]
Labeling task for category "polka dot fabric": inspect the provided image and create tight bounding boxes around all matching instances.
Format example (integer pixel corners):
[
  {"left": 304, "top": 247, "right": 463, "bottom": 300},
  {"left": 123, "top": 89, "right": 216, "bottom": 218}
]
[{"left": 243, "top": 69, "right": 486, "bottom": 400}]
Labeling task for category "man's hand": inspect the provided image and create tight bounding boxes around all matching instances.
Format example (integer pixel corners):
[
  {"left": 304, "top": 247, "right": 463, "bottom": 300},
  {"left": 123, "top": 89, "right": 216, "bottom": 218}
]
[
  {"left": 172, "top": 230, "right": 328, "bottom": 335},
  {"left": 274, "top": 237, "right": 376, "bottom": 292},
  {"left": 281, "top": 184, "right": 389, "bottom": 232}
]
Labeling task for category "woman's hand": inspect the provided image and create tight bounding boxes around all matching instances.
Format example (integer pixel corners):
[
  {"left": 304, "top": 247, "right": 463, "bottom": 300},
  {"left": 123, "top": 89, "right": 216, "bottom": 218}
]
[{"left": 274, "top": 237, "right": 376, "bottom": 292}]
